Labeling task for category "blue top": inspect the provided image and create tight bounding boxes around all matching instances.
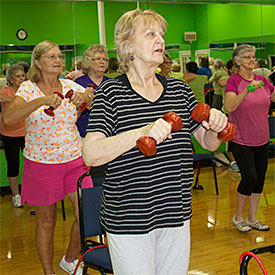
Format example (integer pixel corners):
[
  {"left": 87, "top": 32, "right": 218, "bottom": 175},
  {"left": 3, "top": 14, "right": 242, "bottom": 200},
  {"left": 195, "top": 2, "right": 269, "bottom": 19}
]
[
  {"left": 197, "top": 67, "right": 213, "bottom": 88},
  {"left": 74, "top": 74, "right": 109, "bottom": 137}
]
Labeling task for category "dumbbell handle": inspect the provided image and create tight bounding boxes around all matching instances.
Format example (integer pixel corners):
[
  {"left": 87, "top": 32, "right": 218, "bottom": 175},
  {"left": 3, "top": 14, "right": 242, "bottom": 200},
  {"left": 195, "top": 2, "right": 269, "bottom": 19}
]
[
  {"left": 247, "top": 80, "right": 264, "bottom": 92},
  {"left": 191, "top": 103, "right": 236, "bottom": 142},
  {"left": 44, "top": 92, "right": 64, "bottom": 117},
  {"left": 65, "top": 85, "right": 95, "bottom": 110},
  {"left": 136, "top": 111, "right": 183, "bottom": 157}
]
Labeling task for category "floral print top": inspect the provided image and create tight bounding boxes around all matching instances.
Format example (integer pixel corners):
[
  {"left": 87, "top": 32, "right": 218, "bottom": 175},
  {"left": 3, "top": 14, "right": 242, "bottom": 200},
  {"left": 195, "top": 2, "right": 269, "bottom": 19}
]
[{"left": 16, "top": 79, "right": 85, "bottom": 164}]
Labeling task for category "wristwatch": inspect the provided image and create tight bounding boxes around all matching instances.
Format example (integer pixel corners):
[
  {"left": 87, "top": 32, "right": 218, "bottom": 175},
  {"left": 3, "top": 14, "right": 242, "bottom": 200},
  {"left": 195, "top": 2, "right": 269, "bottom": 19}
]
[{"left": 86, "top": 92, "right": 92, "bottom": 102}]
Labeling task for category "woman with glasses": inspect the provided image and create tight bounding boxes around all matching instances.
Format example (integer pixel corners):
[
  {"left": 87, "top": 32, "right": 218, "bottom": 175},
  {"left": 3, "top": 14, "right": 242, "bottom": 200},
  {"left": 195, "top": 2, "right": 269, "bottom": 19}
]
[
  {"left": 74, "top": 44, "right": 109, "bottom": 139},
  {"left": 158, "top": 53, "right": 173, "bottom": 77},
  {"left": 3, "top": 40, "right": 92, "bottom": 275},
  {"left": 224, "top": 44, "right": 275, "bottom": 233},
  {"left": 0, "top": 64, "right": 25, "bottom": 208}
]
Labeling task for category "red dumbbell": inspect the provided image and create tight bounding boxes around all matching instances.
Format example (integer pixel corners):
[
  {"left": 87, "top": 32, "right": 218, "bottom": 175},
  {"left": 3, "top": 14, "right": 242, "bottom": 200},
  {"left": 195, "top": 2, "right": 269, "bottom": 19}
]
[
  {"left": 65, "top": 84, "right": 96, "bottom": 110},
  {"left": 191, "top": 103, "right": 236, "bottom": 142},
  {"left": 87, "top": 84, "right": 96, "bottom": 88},
  {"left": 44, "top": 91, "right": 64, "bottom": 117},
  {"left": 136, "top": 111, "right": 183, "bottom": 157}
]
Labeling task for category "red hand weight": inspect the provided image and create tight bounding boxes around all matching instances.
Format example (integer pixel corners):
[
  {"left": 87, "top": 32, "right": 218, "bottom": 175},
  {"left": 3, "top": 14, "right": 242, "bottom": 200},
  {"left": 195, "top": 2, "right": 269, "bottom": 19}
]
[
  {"left": 44, "top": 92, "right": 64, "bottom": 117},
  {"left": 191, "top": 103, "right": 236, "bottom": 142},
  {"left": 87, "top": 84, "right": 96, "bottom": 88},
  {"left": 65, "top": 84, "right": 96, "bottom": 110},
  {"left": 136, "top": 111, "right": 183, "bottom": 157},
  {"left": 81, "top": 84, "right": 96, "bottom": 109},
  {"left": 64, "top": 89, "right": 86, "bottom": 110}
]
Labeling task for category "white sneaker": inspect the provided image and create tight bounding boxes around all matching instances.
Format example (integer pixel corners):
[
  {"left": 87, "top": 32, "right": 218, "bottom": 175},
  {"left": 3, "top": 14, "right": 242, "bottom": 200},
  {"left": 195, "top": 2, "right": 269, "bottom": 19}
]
[
  {"left": 59, "top": 255, "right": 82, "bottom": 275},
  {"left": 232, "top": 215, "right": 251, "bottom": 232},
  {"left": 12, "top": 194, "right": 23, "bottom": 208},
  {"left": 229, "top": 161, "right": 240, "bottom": 172}
]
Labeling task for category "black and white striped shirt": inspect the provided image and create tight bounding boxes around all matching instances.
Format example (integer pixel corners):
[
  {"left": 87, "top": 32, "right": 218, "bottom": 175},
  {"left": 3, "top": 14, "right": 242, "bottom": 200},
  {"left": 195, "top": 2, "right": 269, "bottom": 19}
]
[{"left": 86, "top": 74, "right": 200, "bottom": 234}]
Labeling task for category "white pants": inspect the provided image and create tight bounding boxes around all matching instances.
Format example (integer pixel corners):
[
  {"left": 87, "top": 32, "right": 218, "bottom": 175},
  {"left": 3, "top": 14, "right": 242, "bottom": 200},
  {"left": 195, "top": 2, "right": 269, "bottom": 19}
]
[{"left": 106, "top": 220, "right": 190, "bottom": 275}]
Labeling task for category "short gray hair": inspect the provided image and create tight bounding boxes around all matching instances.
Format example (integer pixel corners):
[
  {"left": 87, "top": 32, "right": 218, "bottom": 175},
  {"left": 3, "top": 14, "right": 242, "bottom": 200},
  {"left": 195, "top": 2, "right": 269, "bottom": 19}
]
[
  {"left": 6, "top": 64, "right": 24, "bottom": 85},
  {"left": 214, "top": 59, "right": 224, "bottom": 69},
  {"left": 81, "top": 44, "right": 108, "bottom": 74},
  {"left": 232, "top": 44, "right": 256, "bottom": 68},
  {"left": 114, "top": 9, "right": 167, "bottom": 72},
  {"left": 256, "top": 58, "right": 266, "bottom": 68}
]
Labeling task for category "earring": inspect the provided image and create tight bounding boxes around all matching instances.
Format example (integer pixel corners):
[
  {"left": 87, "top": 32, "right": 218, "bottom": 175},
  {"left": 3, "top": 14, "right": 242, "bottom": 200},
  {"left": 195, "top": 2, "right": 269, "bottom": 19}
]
[{"left": 130, "top": 55, "right": 134, "bottom": 61}]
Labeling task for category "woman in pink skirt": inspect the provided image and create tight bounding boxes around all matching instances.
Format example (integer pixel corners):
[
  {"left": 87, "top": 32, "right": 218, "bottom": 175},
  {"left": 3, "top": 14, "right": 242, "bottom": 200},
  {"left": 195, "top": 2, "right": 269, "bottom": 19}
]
[{"left": 3, "top": 40, "right": 93, "bottom": 275}]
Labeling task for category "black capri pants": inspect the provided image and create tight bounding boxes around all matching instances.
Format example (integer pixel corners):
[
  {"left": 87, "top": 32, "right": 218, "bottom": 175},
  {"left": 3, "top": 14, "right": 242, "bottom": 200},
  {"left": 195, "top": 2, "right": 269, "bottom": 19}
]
[
  {"left": 229, "top": 141, "right": 269, "bottom": 196},
  {"left": 1, "top": 135, "right": 25, "bottom": 177}
]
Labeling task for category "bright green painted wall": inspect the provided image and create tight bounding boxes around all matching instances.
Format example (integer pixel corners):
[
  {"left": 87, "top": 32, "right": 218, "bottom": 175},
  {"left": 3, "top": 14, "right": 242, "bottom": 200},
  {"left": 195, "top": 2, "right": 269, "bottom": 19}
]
[
  {"left": 0, "top": 1, "right": 75, "bottom": 45},
  {"left": 0, "top": 1, "right": 274, "bottom": 70},
  {"left": 207, "top": 4, "right": 275, "bottom": 43}
]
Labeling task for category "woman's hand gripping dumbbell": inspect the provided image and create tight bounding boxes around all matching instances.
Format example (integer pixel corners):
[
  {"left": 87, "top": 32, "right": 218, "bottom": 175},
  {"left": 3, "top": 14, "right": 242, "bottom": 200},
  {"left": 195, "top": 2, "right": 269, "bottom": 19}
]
[
  {"left": 191, "top": 103, "right": 236, "bottom": 142},
  {"left": 65, "top": 84, "right": 95, "bottom": 110},
  {"left": 247, "top": 80, "right": 264, "bottom": 92},
  {"left": 136, "top": 112, "right": 183, "bottom": 157},
  {"left": 44, "top": 92, "right": 64, "bottom": 117}
]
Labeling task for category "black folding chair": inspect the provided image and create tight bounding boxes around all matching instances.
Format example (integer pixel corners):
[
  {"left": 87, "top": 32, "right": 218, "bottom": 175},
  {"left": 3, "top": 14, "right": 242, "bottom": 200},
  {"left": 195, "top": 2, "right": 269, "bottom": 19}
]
[
  {"left": 76, "top": 172, "right": 113, "bottom": 275},
  {"left": 192, "top": 137, "right": 219, "bottom": 196}
]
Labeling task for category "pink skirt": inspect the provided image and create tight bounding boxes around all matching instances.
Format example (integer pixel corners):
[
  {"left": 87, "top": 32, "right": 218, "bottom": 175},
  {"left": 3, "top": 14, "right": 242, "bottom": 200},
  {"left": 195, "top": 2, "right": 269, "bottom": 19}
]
[{"left": 21, "top": 157, "right": 93, "bottom": 206}]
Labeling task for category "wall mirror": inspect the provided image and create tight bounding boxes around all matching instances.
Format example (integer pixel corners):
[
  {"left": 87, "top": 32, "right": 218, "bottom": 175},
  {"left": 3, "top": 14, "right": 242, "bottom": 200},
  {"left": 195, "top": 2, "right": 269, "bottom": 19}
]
[{"left": 0, "top": 0, "right": 274, "bottom": 75}]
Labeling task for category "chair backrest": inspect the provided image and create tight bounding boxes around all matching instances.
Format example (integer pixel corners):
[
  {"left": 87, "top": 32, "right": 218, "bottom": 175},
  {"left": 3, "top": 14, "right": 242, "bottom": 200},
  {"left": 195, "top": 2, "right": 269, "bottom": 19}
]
[
  {"left": 268, "top": 116, "right": 275, "bottom": 139},
  {"left": 91, "top": 173, "right": 105, "bottom": 187},
  {"left": 77, "top": 173, "right": 105, "bottom": 239}
]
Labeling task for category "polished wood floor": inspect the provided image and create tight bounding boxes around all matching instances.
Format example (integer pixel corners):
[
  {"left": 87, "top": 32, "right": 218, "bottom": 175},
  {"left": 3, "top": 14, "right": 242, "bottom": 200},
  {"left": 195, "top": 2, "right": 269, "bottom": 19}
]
[{"left": 0, "top": 158, "right": 274, "bottom": 275}]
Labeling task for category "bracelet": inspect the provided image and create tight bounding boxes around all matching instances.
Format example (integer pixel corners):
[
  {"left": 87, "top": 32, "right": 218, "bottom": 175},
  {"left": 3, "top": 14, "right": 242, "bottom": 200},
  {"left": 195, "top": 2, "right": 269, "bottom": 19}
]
[{"left": 86, "top": 92, "right": 92, "bottom": 102}]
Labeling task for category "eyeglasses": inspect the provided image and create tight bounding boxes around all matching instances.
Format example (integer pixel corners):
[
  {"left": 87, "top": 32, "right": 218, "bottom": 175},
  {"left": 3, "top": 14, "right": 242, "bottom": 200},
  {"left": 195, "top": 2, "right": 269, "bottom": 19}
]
[
  {"left": 92, "top": 58, "right": 109, "bottom": 62},
  {"left": 164, "top": 62, "right": 172, "bottom": 65},
  {"left": 43, "top": 54, "right": 64, "bottom": 61},
  {"left": 240, "top": 56, "right": 256, "bottom": 60}
]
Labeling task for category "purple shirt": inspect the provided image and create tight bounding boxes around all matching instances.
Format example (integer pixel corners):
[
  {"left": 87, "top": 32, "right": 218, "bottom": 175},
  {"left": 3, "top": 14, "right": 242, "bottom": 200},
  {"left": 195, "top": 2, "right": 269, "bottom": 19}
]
[
  {"left": 225, "top": 73, "right": 274, "bottom": 146},
  {"left": 74, "top": 74, "right": 109, "bottom": 137}
]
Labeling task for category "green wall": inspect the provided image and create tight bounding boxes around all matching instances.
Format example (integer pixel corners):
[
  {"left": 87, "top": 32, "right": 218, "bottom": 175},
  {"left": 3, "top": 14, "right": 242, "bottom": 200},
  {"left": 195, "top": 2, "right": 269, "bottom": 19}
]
[{"left": 0, "top": 1, "right": 274, "bottom": 71}]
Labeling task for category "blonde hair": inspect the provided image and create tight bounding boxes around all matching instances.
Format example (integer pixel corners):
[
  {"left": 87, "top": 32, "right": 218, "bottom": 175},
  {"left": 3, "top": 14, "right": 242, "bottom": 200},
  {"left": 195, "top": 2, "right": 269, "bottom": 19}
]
[
  {"left": 115, "top": 9, "right": 167, "bottom": 72},
  {"left": 81, "top": 44, "right": 108, "bottom": 74},
  {"left": 28, "top": 40, "right": 60, "bottom": 82}
]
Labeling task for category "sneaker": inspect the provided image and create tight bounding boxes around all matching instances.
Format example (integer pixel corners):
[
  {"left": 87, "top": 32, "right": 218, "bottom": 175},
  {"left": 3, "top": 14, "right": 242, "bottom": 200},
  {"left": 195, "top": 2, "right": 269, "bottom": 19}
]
[
  {"left": 59, "top": 255, "right": 82, "bottom": 275},
  {"left": 12, "top": 194, "right": 23, "bottom": 208},
  {"left": 246, "top": 219, "right": 270, "bottom": 231},
  {"left": 232, "top": 215, "right": 251, "bottom": 232},
  {"left": 229, "top": 161, "right": 239, "bottom": 172}
]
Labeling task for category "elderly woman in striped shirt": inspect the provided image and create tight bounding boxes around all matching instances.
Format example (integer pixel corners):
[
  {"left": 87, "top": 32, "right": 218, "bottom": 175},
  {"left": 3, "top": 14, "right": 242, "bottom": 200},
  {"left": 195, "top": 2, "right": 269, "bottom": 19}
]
[{"left": 83, "top": 9, "right": 227, "bottom": 275}]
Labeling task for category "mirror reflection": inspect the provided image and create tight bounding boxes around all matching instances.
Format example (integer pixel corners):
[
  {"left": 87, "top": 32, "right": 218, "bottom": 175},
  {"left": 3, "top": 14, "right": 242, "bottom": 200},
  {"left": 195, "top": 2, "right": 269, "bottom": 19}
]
[{"left": 1, "top": 1, "right": 274, "bottom": 79}]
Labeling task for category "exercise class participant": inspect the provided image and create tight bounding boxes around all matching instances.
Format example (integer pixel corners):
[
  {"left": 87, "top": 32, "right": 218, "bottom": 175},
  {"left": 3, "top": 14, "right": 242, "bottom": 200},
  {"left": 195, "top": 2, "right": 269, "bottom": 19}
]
[
  {"left": 3, "top": 40, "right": 92, "bottom": 275},
  {"left": 225, "top": 44, "right": 275, "bottom": 232},
  {"left": 83, "top": 9, "right": 228, "bottom": 275},
  {"left": 74, "top": 44, "right": 109, "bottom": 139},
  {"left": 0, "top": 64, "right": 26, "bottom": 207}
]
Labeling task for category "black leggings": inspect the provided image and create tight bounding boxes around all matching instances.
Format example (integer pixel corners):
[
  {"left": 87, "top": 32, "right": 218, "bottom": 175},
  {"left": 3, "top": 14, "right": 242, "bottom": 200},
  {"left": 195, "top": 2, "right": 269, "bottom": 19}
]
[
  {"left": 229, "top": 141, "right": 269, "bottom": 196},
  {"left": 1, "top": 135, "right": 25, "bottom": 177}
]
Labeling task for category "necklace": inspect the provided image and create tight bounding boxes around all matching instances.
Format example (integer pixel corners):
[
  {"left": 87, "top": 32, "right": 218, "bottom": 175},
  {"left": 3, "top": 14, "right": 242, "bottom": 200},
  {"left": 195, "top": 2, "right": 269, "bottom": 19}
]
[{"left": 239, "top": 71, "right": 253, "bottom": 81}]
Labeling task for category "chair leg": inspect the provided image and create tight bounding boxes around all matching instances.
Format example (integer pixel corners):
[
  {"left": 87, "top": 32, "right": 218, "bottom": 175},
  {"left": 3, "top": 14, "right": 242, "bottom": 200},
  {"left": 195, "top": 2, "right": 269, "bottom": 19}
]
[
  {"left": 193, "top": 162, "right": 204, "bottom": 190},
  {"left": 83, "top": 265, "right": 88, "bottom": 275},
  {"left": 61, "top": 199, "right": 66, "bottom": 221},
  {"left": 212, "top": 162, "right": 219, "bottom": 195}
]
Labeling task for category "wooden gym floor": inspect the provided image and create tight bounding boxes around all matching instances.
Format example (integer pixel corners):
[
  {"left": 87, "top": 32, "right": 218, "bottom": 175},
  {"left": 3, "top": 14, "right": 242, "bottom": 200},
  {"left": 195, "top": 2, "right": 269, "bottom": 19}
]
[{"left": 0, "top": 158, "right": 274, "bottom": 275}]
